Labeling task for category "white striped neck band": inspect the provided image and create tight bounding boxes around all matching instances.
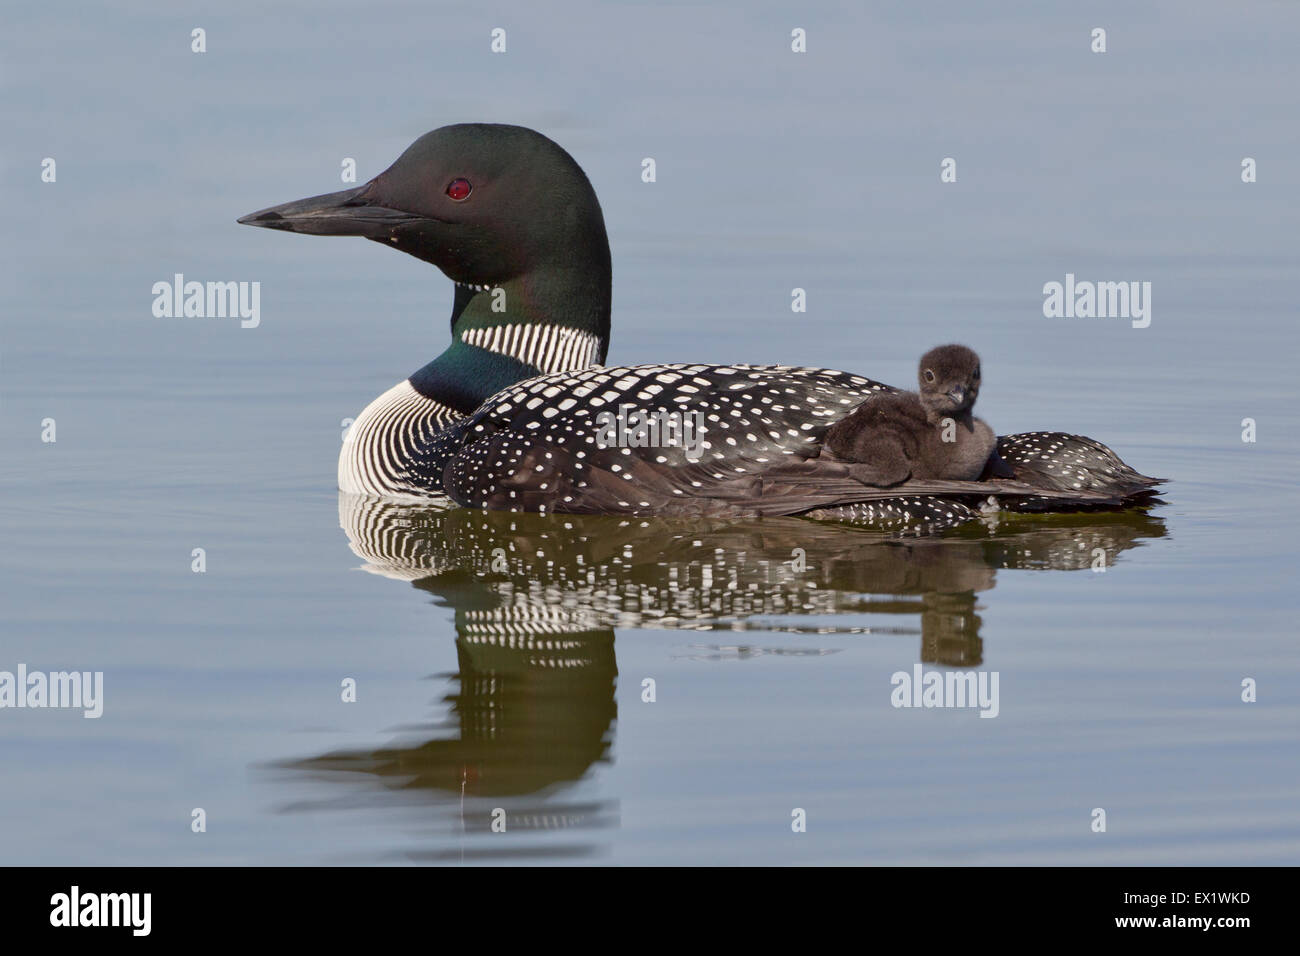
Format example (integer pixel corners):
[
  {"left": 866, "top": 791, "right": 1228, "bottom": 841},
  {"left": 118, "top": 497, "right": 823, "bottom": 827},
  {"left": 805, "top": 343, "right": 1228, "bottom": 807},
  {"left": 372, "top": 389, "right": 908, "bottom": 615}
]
[{"left": 459, "top": 323, "right": 603, "bottom": 376}]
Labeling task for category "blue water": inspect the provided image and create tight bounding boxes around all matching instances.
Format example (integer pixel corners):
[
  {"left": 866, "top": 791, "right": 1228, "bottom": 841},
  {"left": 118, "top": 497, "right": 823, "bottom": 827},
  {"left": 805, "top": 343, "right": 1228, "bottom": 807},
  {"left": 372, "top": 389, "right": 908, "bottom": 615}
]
[{"left": 1, "top": 0, "right": 1297, "bottom": 864}]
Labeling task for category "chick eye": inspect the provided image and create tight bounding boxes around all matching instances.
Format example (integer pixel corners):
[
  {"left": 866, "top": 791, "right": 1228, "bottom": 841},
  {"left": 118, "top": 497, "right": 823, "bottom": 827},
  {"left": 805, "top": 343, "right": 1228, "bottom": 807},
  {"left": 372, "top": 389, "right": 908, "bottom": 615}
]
[
  {"left": 923, "top": 369, "right": 936, "bottom": 383},
  {"left": 446, "top": 178, "right": 472, "bottom": 201},
  {"left": 973, "top": 366, "right": 981, "bottom": 380}
]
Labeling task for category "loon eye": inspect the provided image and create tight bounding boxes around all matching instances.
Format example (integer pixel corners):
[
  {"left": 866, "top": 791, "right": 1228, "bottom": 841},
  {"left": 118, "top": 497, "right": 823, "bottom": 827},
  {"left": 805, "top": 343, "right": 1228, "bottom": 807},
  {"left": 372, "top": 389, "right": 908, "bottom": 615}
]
[
  {"left": 973, "top": 366, "right": 981, "bottom": 380},
  {"left": 923, "top": 369, "right": 935, "bottom": 383},
  {"left": 446, "top": 178, "right": 472, "bottom": 201}
]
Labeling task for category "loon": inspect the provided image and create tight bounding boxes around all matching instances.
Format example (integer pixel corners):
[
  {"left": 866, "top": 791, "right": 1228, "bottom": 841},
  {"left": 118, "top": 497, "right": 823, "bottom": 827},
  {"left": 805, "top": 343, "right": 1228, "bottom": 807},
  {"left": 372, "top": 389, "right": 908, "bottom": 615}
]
[
  {"left": 822, "top": 344, "right": 1012, "bottom": 485},
  {"left": 239, "top": 124, "right": 1162, "bottom": 518}
]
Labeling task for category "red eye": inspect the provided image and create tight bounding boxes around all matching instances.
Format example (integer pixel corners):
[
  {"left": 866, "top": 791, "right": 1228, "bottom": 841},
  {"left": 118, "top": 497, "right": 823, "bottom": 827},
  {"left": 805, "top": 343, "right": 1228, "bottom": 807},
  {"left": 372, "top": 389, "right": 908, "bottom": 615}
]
[{"left": 446, "top": 178, "right": 472, "bottom": 201}]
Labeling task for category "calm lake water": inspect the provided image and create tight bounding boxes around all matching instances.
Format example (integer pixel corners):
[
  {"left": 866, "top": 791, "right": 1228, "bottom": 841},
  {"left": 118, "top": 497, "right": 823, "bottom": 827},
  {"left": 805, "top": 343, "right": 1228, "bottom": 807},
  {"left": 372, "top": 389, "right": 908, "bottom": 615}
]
[{"left": 2, "top": 1, "right": 1297, "bottom": 864}]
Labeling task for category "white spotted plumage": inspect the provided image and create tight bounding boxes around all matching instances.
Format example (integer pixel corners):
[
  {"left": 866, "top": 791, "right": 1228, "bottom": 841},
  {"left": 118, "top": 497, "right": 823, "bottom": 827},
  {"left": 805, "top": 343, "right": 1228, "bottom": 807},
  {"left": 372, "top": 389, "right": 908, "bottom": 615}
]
[
  {"left": 342, "top": 367, "right": 1159, "bottom": 532},
  {"left": 433, "top": 363, "right": 894, "bottom": 515}
]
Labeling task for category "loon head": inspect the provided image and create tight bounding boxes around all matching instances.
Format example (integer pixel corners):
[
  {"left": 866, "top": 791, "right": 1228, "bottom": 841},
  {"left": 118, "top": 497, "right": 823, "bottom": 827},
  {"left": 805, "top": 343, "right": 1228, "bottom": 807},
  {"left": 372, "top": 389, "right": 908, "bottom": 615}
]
[
  {"left": 917, "top": 344, "right": 982, "bottom": 417},
  {"left": 238, "top": 123, "right": 612, "bottom": 358}
]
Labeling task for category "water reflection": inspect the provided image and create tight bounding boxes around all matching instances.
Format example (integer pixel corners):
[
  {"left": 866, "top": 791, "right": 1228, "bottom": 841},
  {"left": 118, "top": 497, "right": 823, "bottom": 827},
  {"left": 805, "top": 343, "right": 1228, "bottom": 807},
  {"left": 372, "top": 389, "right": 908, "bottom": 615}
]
[{"left": 274, "top": 494, "right": 1165, "bottom": 861}]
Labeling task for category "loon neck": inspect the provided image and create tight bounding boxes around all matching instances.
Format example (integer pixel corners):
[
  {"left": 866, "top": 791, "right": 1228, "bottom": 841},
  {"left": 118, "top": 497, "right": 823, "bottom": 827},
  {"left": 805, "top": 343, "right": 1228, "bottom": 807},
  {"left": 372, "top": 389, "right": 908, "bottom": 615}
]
[
  {"left": 408, "top": 264, "right": 611, "bottom": 414},
  {"left": 925, "top": 406, "right": 974, "bottom": 428}
]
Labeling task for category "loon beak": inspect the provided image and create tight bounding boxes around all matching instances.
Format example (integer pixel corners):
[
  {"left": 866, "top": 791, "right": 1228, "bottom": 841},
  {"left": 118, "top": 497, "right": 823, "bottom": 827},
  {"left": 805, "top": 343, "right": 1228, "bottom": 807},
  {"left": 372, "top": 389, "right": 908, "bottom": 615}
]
[
  {"left": 237, "top": 183, "right": 426, "bottom": 237},
  {"left": 946, "top": 385, "right": 967, "bottom": 405}
]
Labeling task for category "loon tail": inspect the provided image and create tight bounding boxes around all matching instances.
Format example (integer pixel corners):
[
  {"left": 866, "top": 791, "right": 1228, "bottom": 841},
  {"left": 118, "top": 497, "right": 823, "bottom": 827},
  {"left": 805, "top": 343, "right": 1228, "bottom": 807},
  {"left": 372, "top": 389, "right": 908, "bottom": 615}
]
[{"left": 995, "top": 432, "right": 1165, "bottom": 500}]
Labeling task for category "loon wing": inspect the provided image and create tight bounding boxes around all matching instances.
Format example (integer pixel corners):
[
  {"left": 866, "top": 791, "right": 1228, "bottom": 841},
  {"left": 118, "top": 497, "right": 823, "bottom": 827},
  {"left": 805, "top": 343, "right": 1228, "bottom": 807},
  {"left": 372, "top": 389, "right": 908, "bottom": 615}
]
[
  {"left": 426, "top": 363, "right": 883, "bottom": 514},
  {"left": 422, "top": 363, "right": 1163, "bottom": 518}
]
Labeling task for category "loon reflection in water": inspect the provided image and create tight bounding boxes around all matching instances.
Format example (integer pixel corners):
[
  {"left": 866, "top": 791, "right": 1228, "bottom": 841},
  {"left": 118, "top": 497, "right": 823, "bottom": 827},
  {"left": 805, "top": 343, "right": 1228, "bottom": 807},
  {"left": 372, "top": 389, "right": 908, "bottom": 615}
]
[{"left": 270, "top": 496, "right": 1166, "bottom": 861}]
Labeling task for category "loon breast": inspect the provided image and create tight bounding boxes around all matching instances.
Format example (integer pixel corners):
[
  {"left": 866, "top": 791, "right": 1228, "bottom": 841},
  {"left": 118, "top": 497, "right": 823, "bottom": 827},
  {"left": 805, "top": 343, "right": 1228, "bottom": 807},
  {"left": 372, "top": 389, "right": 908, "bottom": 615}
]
[
  {"left": 338, "top": 322, "right": 607, "bottom": 498},
  {"left": 339, "top": 379, "right": 463, "bottom": 497}
]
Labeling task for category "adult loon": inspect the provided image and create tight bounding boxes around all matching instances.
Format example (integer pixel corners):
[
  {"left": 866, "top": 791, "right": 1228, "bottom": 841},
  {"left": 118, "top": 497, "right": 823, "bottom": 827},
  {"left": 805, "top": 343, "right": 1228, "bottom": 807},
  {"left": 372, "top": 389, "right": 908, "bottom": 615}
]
[{"left": 239, "top": 124, "right": 1161, "bottom": 518}]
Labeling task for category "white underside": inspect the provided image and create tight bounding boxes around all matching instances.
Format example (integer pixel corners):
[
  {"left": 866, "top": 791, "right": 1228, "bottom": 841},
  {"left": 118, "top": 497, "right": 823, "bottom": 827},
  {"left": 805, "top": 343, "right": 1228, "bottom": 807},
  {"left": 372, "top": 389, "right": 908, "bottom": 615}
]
[{"left": 338, "top": 380, "right": 460, "bottom": 497}]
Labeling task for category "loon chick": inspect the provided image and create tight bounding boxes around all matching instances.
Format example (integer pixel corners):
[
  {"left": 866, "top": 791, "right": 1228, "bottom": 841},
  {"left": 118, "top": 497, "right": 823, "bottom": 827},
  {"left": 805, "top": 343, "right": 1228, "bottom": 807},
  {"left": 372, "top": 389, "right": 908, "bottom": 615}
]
[
  {"left": 238, "top": 124, "right": 611, "bottom": 497},
  {"left": 823, "top": 344, "right": 1012, "bottom": 486},
  {"left": 240, "top": 124, "right": 1162, "bottom": 519}
]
